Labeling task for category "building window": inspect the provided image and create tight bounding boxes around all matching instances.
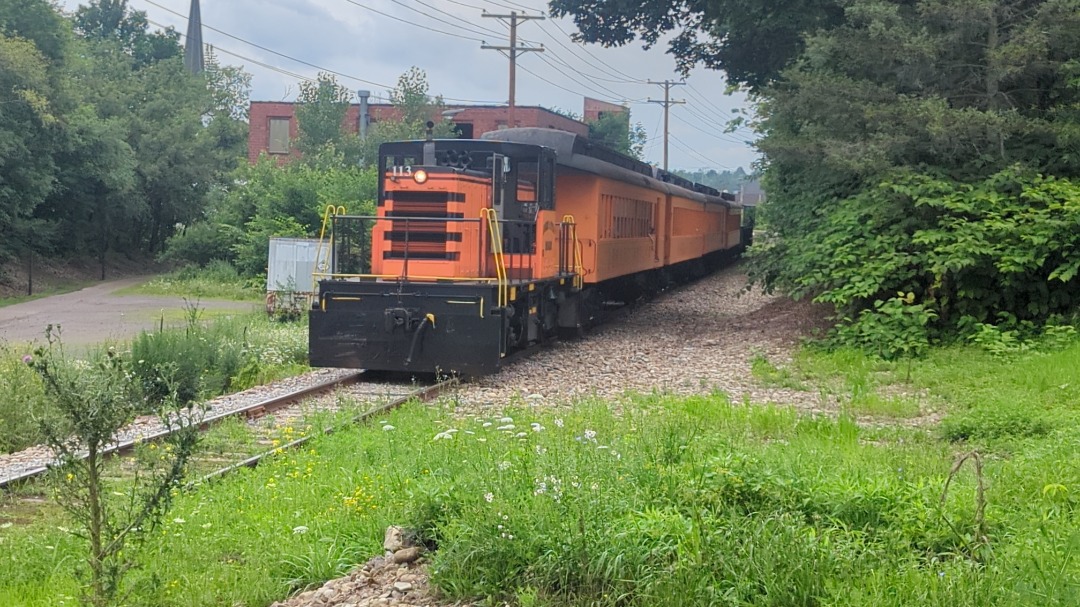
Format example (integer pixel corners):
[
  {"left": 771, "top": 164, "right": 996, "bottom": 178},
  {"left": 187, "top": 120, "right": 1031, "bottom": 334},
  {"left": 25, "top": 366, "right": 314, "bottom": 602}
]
[
  {"left": 268, "top": 118, "right": 290, "bottom": 154},
  {"left": 453, "top": 122, "right": 474, "bottom": 139}
]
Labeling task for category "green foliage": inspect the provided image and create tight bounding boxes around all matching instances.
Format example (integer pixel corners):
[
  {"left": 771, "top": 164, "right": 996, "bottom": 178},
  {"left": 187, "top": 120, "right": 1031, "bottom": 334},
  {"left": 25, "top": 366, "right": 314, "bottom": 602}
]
[
  {"left": 549, "top": 0, "right": 844, "bottom": 90},
  {"left": 159, "top": 220, "right": 232, "bottom": 267},
  {"left": 752, "top": 168, "right": 1080, "bottom": 353},
  {"left": 0, "top": 344, "right": 50, "bottom": 454},
  {"left": 834, "top": 292, "right": 938, "bottom": 361},
  {"left": 672, "top": 167, "right": 750, "bottom": 192},
  {"left": 295, "top": 72, "right": 352, "bottom": 154},
  {"left": 0, "top": 0, "right": 249, "bottom": 263},
  {"left": 129, "top": 306, "right": 308, "bottom": 406},
  {"left": 354, "top": 67, "right": 456, "bottom": 165},
  {"left": 6, "top": 351, "right": 1080, "bottom": 606},
  {"left": 742, "top": 0, "right": 1080, "bottom": 349},
  {"left": 29, "top": 328, "right": 202, "bottom": 607},
  {"left": 133, "top": 261, "right": 260, "bottom": 301},
  {"left": 586, "top": 111, "right": 647, "bottom": 159}
]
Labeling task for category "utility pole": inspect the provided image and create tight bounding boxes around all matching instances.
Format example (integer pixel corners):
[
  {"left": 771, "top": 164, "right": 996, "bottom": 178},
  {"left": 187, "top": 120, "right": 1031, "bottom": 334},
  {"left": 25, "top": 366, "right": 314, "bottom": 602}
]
[
  {"left": 482, "top": 11, "right": 544, "bottom": 129},
  {"left": 647, "top": 80, "right": 686, "bottom": 171}
]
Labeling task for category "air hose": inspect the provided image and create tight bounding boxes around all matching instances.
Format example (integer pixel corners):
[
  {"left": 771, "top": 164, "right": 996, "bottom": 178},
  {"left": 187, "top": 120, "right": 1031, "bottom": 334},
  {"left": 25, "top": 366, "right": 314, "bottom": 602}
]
[{"left": 405, "top": 313, "right": 436, "bottom": 366}]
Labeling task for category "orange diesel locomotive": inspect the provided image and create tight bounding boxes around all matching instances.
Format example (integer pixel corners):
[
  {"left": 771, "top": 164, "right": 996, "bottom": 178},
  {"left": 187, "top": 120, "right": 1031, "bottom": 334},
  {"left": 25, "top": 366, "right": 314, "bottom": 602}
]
[{"left": 308, "top": 128, "right": 748, "bottom": 375}]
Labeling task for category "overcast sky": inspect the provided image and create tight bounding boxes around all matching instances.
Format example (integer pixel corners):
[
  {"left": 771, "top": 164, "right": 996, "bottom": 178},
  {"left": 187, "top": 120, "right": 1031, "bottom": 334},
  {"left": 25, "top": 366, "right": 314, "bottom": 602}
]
[{"left": 57, "top": 0, "right": 759, "bottom": 172}]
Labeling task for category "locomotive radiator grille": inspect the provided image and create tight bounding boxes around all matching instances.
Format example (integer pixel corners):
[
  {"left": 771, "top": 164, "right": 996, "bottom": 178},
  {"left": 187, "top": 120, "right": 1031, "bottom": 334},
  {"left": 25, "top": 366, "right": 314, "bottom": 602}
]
[{"left": 383, "top": 191, "right": 460, "bottom": 260}]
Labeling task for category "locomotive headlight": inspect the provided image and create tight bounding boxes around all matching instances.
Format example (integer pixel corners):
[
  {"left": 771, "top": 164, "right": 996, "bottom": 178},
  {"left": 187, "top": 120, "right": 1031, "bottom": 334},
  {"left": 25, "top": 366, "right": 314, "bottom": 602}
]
[{"left": 413, "top": 169, "right": 428, "bottom": 184}]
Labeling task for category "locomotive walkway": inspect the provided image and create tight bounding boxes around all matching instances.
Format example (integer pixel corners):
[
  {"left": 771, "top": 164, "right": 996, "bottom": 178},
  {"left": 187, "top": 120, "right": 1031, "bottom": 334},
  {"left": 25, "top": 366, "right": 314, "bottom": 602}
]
[{"left": 0, "top": 276, "right": 256, "bottom": 347}]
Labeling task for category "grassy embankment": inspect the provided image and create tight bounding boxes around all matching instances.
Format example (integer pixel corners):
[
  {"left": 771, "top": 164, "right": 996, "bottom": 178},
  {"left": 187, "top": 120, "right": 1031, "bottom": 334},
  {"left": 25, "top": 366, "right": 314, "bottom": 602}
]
[
  {"left": 2, "top": 336, "right": 1079, "bottom": 606},
  {"left": 116, "top": 261, "right": 263, "bottom": 302}
]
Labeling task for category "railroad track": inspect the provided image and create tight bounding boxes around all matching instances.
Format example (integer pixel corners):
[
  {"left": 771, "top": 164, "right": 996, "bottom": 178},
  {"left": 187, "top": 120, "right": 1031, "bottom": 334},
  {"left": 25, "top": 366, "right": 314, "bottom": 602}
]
[{"left": 0, "top": 371, "right": 455, "bottom": 494}]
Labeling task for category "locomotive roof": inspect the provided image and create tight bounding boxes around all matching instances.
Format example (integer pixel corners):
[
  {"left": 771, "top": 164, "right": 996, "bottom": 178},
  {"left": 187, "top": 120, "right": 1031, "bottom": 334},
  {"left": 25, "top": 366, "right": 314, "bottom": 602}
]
[{"left": 481, "top": 128, "right": 738, "bottom": 208}]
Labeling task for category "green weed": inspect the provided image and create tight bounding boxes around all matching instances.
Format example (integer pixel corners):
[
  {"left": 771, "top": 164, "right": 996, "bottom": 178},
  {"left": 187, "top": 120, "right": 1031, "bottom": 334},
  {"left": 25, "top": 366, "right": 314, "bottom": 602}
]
[{"left": 123, "top": 262, "right": 261, "bottom": 302}]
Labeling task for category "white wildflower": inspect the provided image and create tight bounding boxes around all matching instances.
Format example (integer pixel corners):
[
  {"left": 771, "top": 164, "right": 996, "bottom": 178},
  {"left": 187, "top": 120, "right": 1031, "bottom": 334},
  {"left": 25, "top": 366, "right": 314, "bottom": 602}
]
[
  {"left": 484, "top": 492, "right": 494, "bottom": 503},
  {"left": 382, "top": 424, "right": 396, "bottom": 432},
  {"left": 554, "top": 418, "right": 564, "bottom": 428},
  {"left": 584, "top": 429, "right": 597, "bottom": 440},
  {"left": 292, "top": 525, "right": 309, "bottom": 534},
  {"left": 497, "top": 424, "right": 515, "bottom": 431},
  {"left": 499, "top": 416, "right": 513, "bottom": 423},
  {"left": 433, "top": 431, "right": 454, "bottom": 440},
  {"left": 498, "top": 461, "right": 511, "bottom": 471}
]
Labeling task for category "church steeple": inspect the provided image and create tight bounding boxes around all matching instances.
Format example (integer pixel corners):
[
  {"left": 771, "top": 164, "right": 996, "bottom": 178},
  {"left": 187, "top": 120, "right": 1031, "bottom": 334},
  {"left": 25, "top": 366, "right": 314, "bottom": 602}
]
[{"left": 183, "top": 0, "right": 204, "bottom": 74}]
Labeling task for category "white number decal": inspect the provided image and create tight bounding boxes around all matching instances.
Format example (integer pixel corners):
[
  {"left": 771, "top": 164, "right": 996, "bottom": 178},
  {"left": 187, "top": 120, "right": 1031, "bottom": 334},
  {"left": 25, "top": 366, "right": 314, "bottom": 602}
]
[{"left": 391, "top": 165, "right": 413, "bottom": 177}]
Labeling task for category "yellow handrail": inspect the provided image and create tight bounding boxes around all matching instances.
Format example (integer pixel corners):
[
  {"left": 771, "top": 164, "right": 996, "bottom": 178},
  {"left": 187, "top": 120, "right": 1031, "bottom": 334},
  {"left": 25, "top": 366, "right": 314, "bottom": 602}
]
[
  {"left": 562, "top": 214, "right": 584, "bottom": 290},
  {"left": 313, "top": 205, "right": 346, "bottom": 298},
  {"left": 483, "top": 208, "right": 509, "bottom": 307}
]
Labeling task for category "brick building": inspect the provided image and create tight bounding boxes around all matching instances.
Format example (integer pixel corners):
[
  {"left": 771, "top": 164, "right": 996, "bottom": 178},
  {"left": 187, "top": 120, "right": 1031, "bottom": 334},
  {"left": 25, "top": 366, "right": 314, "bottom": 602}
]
[{"left": 248, "top": 97, "right": 624, "bottom": 164}]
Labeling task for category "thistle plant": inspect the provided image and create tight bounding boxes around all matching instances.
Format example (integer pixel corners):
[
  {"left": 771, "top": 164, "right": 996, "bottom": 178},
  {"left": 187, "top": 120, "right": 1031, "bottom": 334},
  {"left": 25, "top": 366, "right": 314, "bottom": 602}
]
[{"left": 30, "top": 326, "right": 204, "bottom": 607}]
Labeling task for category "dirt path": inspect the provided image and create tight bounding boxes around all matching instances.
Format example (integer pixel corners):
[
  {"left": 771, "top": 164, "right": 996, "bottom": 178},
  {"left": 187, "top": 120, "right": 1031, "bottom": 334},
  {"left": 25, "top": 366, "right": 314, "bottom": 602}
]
[{"left": 0, "top": 277, "right": 258, "bottom": 347}]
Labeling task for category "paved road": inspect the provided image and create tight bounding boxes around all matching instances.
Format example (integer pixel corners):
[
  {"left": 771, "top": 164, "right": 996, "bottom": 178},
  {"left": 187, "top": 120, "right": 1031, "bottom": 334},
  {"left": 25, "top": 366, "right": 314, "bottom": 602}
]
[{"left": 0, "top": 277, "right": 258, "bottom": 347}]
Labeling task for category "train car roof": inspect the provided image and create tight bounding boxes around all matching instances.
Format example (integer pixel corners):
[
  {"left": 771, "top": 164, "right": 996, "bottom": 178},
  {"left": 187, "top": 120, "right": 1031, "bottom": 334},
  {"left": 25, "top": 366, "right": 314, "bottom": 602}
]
[{"left": 482, "top": 128, "right": 739, "bottom": 208}]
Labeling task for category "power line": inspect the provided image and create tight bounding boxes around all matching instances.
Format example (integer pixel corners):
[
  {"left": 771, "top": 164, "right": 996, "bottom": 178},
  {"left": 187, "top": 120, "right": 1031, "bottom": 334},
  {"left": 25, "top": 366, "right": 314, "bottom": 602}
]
[
  {"left": 669, "top": 133, "right": 733, "bottom": 170},
  {"left": 532, "top": 52, "right": 632, "bottom": 102},
  {"left": 671, "top": 110, "right": 750, "bottom": 145},
  {"left": 340, "top": 0, "right": 488, "bottom": 43},
  {"left": 138, "top": 0, "right": 500, "bottom": 103},
  {"left": 547, "top": 18, "right": 644, "bottom": 84},
  {"left": 388, "top": 0, "right": 508, "bottom": 40}
]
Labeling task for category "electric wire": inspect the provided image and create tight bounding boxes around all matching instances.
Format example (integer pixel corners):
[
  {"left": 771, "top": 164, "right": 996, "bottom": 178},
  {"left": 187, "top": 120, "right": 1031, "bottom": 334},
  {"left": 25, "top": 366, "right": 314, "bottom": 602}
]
[
  {"left": 339, "top": 0, "right": 488, "bottom": 43},
  {"left": 138, "top": 0, "right": 500, "bottom": 103},
  {"left": 669, "top": 133, "right": 733, "bottom": 170},
  {"left": 671, "top": 112, "right": 749, "bottom": 146},
  {"left": 387, "top": 0, "right": 509, "bottom": 40},
  {"left": 679, "top": 104, "right": 756, "bottom": 142}
]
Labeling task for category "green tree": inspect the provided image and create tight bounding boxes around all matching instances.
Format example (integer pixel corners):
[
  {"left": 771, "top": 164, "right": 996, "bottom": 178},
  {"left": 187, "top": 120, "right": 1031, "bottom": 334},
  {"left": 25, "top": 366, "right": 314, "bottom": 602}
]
[
  {"left": 586, "top": 110, "right": 647, "bottom": 159},
  {"left": 295, "top": 72, "right": 353, "bottom": 154},
  {"left": 548, "top": 0, "right": 846, "bottom": 91},
  {"left": 356, "top": 67, "right": 455, "bottom": 165},
  {"left": 73, "top": 0, "right": 180, "bottom": 66},
  {"left": 0, "top": 33, "right": 59, "bottom": 259},
  {"left": 557, "top": 0, "right": 1080, "bottom": 344}
]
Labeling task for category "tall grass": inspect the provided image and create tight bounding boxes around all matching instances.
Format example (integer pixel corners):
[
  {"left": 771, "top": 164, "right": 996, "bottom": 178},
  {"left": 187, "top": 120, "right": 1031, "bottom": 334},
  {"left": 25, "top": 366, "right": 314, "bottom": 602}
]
[
  {"left": 3, "top": 382, "right": 1079, "bottom": 606},
  {"left": 126, "top": 261, "right": 261, "bottom": 301},
  {"left": 0, "top": 312, "right": 307, "bottom": 453}
]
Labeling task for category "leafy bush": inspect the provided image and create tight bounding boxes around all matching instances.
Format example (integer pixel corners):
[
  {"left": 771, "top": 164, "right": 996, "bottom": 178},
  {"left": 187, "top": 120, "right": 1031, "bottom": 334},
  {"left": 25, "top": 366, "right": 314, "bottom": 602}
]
[
  {"left": 834, "top": 292, "right": 937, "bottom": 361},
  {"left": 159, "top": 221, "right": 233, "bottom": 267},
  {"left": 754, "top": 167, "right": 1080, "bottom": 354},
  {"left": 166, "top": 156, "right": 378, "bottom": 280}
]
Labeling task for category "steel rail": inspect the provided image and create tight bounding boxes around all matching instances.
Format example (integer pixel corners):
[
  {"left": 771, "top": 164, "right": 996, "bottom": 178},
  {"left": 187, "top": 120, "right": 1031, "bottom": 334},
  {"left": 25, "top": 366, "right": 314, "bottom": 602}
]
[
  {"left": 0, "top": 372, "right": 365, "bottom": 491},
  {"left": 194, "top": 377, "right": 457, "bottom": 485}
]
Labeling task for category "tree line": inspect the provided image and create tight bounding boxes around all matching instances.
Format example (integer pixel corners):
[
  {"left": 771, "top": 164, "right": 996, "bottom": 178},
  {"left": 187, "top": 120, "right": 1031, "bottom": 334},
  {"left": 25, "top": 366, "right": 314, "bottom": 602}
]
[
  {"left": 553, "top": 0, "right": 1080, "bottom": 351},
  {"left": 0, "top": 0, "right": 248, "bottom": 275}
]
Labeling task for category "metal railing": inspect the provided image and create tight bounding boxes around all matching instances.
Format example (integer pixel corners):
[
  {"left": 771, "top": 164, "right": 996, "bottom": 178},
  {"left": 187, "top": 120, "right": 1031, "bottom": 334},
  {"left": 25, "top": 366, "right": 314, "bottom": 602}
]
[{"left": 311, "top": 214, "right": 552, "bottom": 287}]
